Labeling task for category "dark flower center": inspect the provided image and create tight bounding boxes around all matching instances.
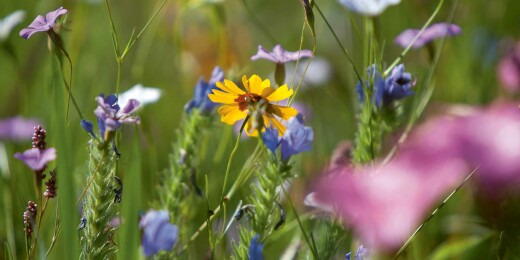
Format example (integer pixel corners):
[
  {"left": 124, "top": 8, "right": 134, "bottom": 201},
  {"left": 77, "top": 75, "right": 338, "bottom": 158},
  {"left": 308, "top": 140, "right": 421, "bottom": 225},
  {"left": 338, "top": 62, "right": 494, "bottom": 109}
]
[{"left": 235, "top": 93, "right": 263, "bottom": 111}]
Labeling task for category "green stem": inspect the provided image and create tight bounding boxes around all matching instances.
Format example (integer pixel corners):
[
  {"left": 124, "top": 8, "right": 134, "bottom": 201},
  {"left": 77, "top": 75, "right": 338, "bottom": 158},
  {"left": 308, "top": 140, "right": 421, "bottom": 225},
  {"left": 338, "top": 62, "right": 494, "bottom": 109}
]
[
  {"left": 314, "top": 2, "right": 363, "bottom": 84},
  {"left": 280, "top": 183, "right": 319, "bottom": 259},
  {"left": 393, "top": 167, "right": 478, "bottom": 259},
  {"left": 383, "top": 0, "right": 445, "bottom": 77},
  {"left": 219, "top": 117, "right": 250, "bottom": 236},
  {"left": 179, "top": 143, "right": 263, "bottom": 255}
]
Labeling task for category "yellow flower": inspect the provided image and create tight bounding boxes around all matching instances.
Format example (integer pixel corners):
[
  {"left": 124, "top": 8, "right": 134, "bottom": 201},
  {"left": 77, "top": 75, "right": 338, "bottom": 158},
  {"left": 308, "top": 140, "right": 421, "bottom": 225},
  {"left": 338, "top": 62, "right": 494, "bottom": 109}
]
[{"left": 208, "top": 75, "right": 298, "bottom": 136}]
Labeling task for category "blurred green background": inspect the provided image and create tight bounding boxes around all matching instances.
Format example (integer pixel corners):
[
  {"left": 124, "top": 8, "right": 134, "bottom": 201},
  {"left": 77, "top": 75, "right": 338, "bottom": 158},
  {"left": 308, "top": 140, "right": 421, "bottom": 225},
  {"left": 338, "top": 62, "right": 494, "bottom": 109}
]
[{"left": 0, "top": 0, "right": 518, "bottom": 259}]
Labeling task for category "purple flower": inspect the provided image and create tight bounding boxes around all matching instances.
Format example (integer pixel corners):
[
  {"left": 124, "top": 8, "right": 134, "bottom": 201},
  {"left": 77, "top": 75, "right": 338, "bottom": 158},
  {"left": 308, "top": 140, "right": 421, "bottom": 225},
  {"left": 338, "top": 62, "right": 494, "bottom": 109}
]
[
  {"left": 356, "top": 65, "right": 384, "bottom": 106},
  {"left": 139, "top": 210, "right": 178, "bottom": 257},
  {"left": 281, "top": 114, "right": 313, "bottom": 161},
  {"left": 249, "top": 234, "right": 264, "bottom": 260},
  {"left": 14, "top": 148, "right": 57, "bottom": 171},
  {"left": 382, "top": 64, "right": 414, "bottom": 104},
  {"left": 0, "top": 116, "right": 40, "bottom": 141},
  {"left": 356, "top": 64, "right": 414, "bottom": 107},
  {"left": 251, "top": 45, "right": 312, "bottom": 64},
  {"left": 80, "top": 119, "right": 96, "bottom": 139},
  {"left": 346, "top": 245, "right": 369, "bottom": 260},
  {"left": 19, "top": 7, "right": 67, "bottom": 39},
  {"left": 94, "top": 94, "right": 140, "bottom": 138},
  {"left": 184, "top": 66, "right": 224, "bottom": 114},
  {"left": 262, "top": 126, "right": 280, "bottom": 153},
  {"left": 497, "top": 42, "right": 520, "bottom": 93},
  {"left": 395, "top": 23, "right": 462, "bottom": 49}
]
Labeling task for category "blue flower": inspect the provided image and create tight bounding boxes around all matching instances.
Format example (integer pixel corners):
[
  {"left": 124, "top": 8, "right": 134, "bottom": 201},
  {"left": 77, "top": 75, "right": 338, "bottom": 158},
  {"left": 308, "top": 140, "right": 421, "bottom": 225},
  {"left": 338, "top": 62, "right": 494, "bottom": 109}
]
[
  {"left": 383, "top": 64, "right": 414, "bottom": 104},
  {"left": 249, "top": 234, "right": 264, "bottom": 260},
  {"left": 80, "top": 119, "right": 96, "bottom": 139},
  {"left": 262, "top": 126, "right": 280, "bottom": 154},
  {"left": 356, "top": 65, "right": 385, "bottom": 107},
  {"left": 356, "top": 64, "right": 414, "bottom": 107},
  {"left": 346, "top": 245, "right": 369, "bottom": 260},
  {"left": 94, "top": 93, "right": 140, "bottom": 139},
  {"left": 139, "top": 210, "right": 179, "bottom": 257},
  {"left": 184, "top": 66, "right": 224, "bottom": 114},
  {"left": 281, "top": 114, "right": 313, "bottom": 161}
]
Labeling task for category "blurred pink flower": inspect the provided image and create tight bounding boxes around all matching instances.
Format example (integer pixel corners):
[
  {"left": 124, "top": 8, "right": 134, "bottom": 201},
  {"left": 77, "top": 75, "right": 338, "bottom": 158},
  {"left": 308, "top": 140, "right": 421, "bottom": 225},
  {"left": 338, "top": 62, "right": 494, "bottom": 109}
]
[
  {"left": 497, "top": 42, "right": 520, "bottom": 92},
  {"left": 315, "top": 157, "right": 466, "bottom": 250},
  {"left": 313, "top": 102, "right": 520, "bottom": 250},
  {"left": 0, "top": 116, "right": 40, "bottom": 141},
  {"left": 456, "top": 104, "right": 520, "bottom": 195}
]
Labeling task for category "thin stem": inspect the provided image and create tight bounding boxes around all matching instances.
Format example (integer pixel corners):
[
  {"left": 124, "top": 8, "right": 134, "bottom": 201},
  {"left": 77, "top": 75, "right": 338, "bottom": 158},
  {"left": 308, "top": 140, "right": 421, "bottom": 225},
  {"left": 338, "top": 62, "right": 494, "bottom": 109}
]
[
  {"left": 120, "top": 0, "right": 169, "bottom": 59},
  {"left": 45, "top": 197, "right": 60, "bottom": 257},
  {"left": 382, "top": 0, "right": 458, "bottom": 164},
  {"left": 219, "top": 117, "right": 250, "bottom": 235},
  {"left": 179, "top": 143, "right": 263, "bottom": 255},
  {"left": 314, "top": 2, "right": 363, "bottom": 84},
  {"left": 30, "top": 198, "right": 49, "bottom": 259},
  {"left": 383, "top": 0, "right": 445, "bottom": 77},
  {"left": 393, "top": 167, "right": 478, "bottom": 259},
  {"left": 75, "top": 151, "right": 106, "bottom": 206},
  {"left": 288, "top": 22, "right": 317, "bottom": 107},
  {"left": 280, "top": 183, "right": 319, "bottom": 259},
  {"left": 239, "top": 0, "right": 277, "bottom": 45}
]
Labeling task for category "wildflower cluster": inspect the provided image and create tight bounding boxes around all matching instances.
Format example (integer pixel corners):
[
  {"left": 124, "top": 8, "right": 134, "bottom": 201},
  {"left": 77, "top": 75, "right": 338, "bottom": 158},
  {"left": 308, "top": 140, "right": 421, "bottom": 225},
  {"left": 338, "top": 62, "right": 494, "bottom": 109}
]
[{"left": 6, "top": 0, "right": 520, "bottom": 259}]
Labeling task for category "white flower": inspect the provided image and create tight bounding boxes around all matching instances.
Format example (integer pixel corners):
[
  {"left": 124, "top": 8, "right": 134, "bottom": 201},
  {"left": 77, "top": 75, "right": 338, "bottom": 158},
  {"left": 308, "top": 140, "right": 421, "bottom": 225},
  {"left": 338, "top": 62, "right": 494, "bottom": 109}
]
[
  {"left": 0, "top": 10, "right": 25, "bottom": 41},
  {"left": 118, "top": 84, "right": 161, "bottom": 109},
  {"left": 338, "top": 0, "right": 401, "bottom": 16}
]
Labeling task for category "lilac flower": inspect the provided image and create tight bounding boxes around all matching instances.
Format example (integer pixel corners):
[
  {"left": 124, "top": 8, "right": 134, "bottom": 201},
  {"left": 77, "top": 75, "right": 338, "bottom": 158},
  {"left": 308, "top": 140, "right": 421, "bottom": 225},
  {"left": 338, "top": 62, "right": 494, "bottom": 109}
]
[
  {"left": 281, "top": 114, "right": 313, "bottom": 161},
  {"left": 497, "top": 42, "right": 520, "bottom": 93},
  {"left": 0, "top": 10, "right": 25, "bottom": 41},
  {"left": 262, "top": 126, "right": 280, "bottom": 153},
  {"left": 395, "top": 23, "right": 462, "bottom": 49},
  {"left": 356, "top": 64, "right": 414, "bottom": 107},
  {"left": 19, "top": 7, "right": 67, "bottom": 39},
  {"left": 251, "top": 45, "right": 312, "bottom": 64},
  {"left": 139, "top": 210, "right": 178, "bottom": 257},
  {"left": 185, "top": 66, "right": 224, "bottom": 114},
  {"left": 94, "top": 94, "right": 140, "bottom": 138},
  {"left": 338, "top": 0, "right": 401, "bottom": 16},
  {"left": 14, "top": 148, "right": 57, "bottom": 171},
  {"left": 249, "top": 234, "right": 264, "bottom": 260},
  {"left": 0, "top": 116, "right": 40, "bottom": 141},
  {"left": 346, "top": 245, "right": 369, "bottom": 260}
]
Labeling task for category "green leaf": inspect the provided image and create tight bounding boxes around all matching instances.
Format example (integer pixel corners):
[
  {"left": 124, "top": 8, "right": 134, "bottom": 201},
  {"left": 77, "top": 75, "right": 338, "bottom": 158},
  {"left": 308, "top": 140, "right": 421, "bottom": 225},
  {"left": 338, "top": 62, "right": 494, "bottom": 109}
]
[{"left": 430, "top": 235, "right": 491, "bottom": 260}]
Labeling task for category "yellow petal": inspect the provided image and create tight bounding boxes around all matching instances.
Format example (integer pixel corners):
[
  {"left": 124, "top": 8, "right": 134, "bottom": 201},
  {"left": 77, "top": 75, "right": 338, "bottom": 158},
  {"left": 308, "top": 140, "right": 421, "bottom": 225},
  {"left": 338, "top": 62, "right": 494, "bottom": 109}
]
[
  {"left": 266, "top": 115, "right": 287, "bottom": 136},
  {"left": 266, "top": 84, "right": 293, "bottom": 102},
  {"left": 244, "top": 119, "right": 259, "bottom": 137},
  {"left": 216, "top": 80, "right": 245, "bottom": 95},
  {"left": 242, "top": 75, "right": 250, "bottom": 92},
  {"left": 219, "top": 105, "right": 247, "bottom": 125},
  {"left": 208, "top": 91, "right": 236, "bottom": 104},
  {"left": 259, "top": 79, "right": 275, "bottom": 98},
  {"left": 248, "top": 75, "right": 263, "bottom": 95},
  {"left": 270, "top": 105, "right": 298, "bottom": 120}
]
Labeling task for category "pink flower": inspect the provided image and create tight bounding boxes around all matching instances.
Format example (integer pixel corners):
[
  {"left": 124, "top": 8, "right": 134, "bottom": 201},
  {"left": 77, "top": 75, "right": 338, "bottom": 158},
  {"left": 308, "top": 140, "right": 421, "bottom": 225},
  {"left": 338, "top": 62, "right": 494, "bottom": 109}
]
[
  {"left": 497, "top": 42, "right": 520, "bottom": 93},
  {"left": 457, "top": 104, "right": 520, "bottom": 195}
]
